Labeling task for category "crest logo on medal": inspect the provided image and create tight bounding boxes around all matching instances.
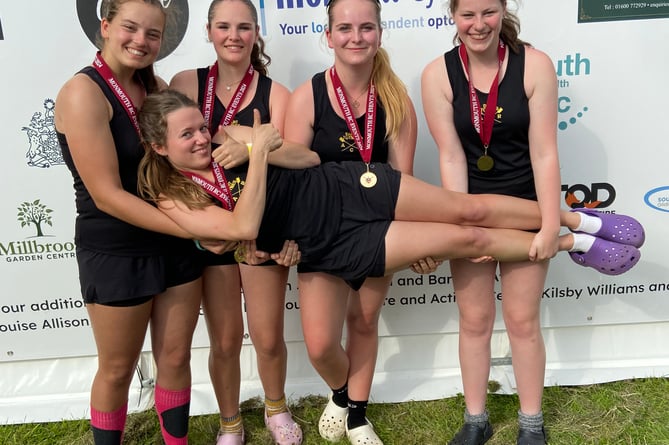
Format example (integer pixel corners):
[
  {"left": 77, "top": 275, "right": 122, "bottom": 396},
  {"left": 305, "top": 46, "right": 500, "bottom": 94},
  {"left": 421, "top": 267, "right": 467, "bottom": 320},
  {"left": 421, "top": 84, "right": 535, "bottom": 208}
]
[{"left": 76, "top": 0, "right": 189, "bottom": 60}]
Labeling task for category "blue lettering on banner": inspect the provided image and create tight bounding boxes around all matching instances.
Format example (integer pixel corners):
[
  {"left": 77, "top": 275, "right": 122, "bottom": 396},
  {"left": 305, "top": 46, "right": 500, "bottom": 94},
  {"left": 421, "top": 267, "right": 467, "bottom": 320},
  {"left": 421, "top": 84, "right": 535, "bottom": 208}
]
[
  {"left": 274, "top": 1, "right": 452, "bottom": 37},
  {"left": 556, "top": 53, "right": 591, "bottom": 77},
  {"left": 644, "top": 186, "right": 669, "bottom": 213},
  {"left": 555, "top": 52, "right": 591, "bottom": 130},
  {"left": 276, "top": 0, "right": 437, "bottom": 9}
]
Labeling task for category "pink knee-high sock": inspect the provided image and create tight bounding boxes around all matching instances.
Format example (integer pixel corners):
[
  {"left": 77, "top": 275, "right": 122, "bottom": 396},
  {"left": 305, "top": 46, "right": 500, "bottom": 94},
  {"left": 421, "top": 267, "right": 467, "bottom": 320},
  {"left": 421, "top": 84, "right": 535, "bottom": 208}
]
[
  {"left": 154, "top": 385, "right": 191, "bottom": 445},
  {"left": 90, "top": 402, "right": 127, "bottom": 445}
]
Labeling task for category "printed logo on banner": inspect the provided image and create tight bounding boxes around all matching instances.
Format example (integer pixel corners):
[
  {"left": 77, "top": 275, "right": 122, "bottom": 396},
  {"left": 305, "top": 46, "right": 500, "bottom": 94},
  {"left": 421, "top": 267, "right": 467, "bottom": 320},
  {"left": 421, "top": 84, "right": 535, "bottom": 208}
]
[
  {"left": 272, "top": 0, "right": 452, "bottom": 37},
  {"left": 76, "top": 0, "right": 189, "bottom": 60},
  {"left": 561, "top": 182, "right": 616, "bottom": 209},
  {"left": 556, "top": 52, "right": 591, "bottom": 131},
  {"left": 0, "top": 200, "right": 75, "bottom": 264},
  {"left": 644, "top": 186, "right": 669, "bottom": 213},
  {"left": 22, "top": 99, "right": 63, "bottom": 168}
]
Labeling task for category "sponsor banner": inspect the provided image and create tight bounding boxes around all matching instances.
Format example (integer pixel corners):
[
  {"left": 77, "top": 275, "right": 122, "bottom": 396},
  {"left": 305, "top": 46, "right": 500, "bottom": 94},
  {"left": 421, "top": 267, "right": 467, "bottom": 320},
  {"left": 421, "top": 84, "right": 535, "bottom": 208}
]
[{"left": 578, "top": 0, "right": 669, "bottom": 22}]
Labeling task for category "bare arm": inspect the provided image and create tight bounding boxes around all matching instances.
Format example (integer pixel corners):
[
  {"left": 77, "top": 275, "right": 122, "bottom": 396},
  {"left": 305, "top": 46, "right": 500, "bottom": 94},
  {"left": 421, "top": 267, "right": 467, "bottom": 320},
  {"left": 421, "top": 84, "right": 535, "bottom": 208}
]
[
  {"left": 55, "top": 74, "right": 191, "bottom": 238},
  {"left": 387, "top": 97, "right": 418, "bottom": 175},
  {"left": 158, "top": 110, "right": 281, "bottom": 241},
  {"left": 267, "top": 80, "right": 321, "bottom": 168},
  {"left": 526, "top": 47, "right": 562, "bottom": 260},
  {"left": 168, "top": 69, "right": 199, "bottom": 102},
  {"left": 421, "top": 55, "right": 469, "bottom": 193}
]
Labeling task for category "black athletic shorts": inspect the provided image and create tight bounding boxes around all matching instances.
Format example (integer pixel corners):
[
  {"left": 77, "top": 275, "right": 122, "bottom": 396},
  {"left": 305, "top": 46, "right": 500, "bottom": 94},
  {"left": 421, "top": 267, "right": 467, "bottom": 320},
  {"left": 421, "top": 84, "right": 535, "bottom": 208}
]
[{"left": 76, "top": 247, "right": 204, "bottom": 306}]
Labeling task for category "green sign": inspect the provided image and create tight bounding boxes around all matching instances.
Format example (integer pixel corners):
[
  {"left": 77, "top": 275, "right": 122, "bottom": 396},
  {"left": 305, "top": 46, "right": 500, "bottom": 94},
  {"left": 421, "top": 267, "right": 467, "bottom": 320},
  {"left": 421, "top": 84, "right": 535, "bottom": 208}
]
[{"left": 579, "top": 0, "right": 669, "bottom": 22}]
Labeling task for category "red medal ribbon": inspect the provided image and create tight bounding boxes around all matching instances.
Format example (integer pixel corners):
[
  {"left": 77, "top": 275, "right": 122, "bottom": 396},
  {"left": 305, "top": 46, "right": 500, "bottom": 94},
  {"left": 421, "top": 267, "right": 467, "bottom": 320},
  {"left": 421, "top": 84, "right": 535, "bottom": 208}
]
[
  {"left": 92, "top": 52, "right": 143, "bottom": 136},
  {"left": 459, "top": 41, "right": 506, "bottom": 149},
  {"left": 180, "top": 161, "right": 235, "bottom": 210},
  {"left": 329, "top": 67, "right": 376, "bottom": 164},
  {"left": 203, "top": 62, "right": 255, "bottom": 135}
]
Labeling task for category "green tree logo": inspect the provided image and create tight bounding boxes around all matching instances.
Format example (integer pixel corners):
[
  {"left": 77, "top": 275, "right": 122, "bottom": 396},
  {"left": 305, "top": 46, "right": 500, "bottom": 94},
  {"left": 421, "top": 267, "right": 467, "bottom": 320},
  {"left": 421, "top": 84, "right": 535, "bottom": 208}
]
[{"left": 17, "top": 200, "right": 53, "bottom": 237}]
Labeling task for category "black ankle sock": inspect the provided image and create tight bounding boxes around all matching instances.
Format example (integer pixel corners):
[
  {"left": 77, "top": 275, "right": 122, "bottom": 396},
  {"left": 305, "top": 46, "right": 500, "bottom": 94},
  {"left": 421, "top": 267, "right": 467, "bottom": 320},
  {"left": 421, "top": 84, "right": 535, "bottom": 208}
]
[
  {"left": 91, "top": 426, "right": 123, "bottom": 445},
  {"left": 347, "top": 399, "right": 368, "bottom": 429},
  {"left": 332, "top": 383, "right": 348, "bottom": 408}
]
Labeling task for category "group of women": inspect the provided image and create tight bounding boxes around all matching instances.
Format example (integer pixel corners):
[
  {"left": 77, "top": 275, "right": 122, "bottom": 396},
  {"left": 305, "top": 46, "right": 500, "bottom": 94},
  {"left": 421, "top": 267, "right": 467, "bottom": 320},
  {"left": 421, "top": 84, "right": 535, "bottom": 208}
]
[{"left": 55, "top": 1, "right": 645, "bottom": 445}]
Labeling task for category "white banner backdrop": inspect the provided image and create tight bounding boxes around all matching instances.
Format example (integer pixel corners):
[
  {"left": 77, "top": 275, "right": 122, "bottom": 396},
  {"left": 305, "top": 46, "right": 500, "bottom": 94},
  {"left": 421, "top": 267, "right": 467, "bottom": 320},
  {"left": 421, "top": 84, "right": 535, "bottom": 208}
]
[{"left": 1, "top": 0, "right": 668, "bottom": 423}]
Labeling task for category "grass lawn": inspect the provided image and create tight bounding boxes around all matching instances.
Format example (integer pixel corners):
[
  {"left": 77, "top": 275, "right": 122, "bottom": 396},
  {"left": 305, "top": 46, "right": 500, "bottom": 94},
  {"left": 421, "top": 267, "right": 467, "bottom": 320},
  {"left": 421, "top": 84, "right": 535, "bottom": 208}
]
[{"left": 1, "top": 378, "right": 668, "bottom": 444}]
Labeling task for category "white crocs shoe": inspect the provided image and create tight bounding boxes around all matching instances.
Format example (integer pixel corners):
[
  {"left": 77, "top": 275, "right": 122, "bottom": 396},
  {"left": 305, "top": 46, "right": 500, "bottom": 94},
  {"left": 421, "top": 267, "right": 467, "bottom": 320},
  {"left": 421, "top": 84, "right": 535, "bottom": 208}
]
[
  {"left": 346, "top": 418, "right": 384, "bottom": 445},
  {"left": 318, "top": 394, "right": 348, "bottom": 441}
]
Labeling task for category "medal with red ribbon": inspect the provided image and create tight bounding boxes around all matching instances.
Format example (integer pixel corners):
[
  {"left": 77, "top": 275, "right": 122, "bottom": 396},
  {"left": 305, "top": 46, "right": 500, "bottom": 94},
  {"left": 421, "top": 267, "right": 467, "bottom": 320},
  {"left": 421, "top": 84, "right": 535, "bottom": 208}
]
[
  {"left": 329, "top": 67, "right": 377, "bottom": 188},
  {"left": 459, "top": 41, "right": 506, "bottom": 171}
]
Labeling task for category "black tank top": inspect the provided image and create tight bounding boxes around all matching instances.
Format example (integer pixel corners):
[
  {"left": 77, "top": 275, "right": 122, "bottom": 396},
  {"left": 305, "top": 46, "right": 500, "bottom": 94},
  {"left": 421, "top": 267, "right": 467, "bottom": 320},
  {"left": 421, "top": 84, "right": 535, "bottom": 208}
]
[
  {"left": 310, "top": 71, "right": 390, "bottom": 164},
  {"left": 445, "top": 45, "right": 535, "bottom": 199},
  {"left": 59, "top": 66, "right": 177, "bottom": 255}
]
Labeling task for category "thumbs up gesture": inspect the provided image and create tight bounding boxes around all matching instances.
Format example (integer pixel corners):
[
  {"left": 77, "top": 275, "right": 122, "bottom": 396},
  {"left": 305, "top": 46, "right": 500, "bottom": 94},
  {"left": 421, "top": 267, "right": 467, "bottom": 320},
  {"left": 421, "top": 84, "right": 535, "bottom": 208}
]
[{"left": 250, "top": 109, "right": 282, "bottom": 155}]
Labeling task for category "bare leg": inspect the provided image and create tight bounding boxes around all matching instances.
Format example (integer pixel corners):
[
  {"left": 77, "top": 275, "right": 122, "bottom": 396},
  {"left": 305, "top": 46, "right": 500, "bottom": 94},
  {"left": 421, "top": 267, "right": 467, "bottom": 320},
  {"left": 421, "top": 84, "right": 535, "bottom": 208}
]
[
  {"left": 298, "top": 272, "right": 350, "bottom": 389},
  {"left": 500, "top": 261, "right": 548, "bottom": 416},
  {"left": 450, "top": 260, "right": 497, "bottom": 416},
  {"left": 241, "top": 264, "right": 290, "bottom": 401},
  {"left": 150, "top": 278, "right": 202, "bottom": 389},
  {"left": 201, "top": 265, "right": 244, "bottom": 418},
  {"left": 87, "top": 301, "right": 153, "bottom": 411},
  {"left": 394, "top": 174, "right": 582, "bottom": 231},
  {"left": 345, "top": 276, "right": 391, "bottom": 402},
  {"left": 383, "top": 221, "right": 575, "bottom": 274}
]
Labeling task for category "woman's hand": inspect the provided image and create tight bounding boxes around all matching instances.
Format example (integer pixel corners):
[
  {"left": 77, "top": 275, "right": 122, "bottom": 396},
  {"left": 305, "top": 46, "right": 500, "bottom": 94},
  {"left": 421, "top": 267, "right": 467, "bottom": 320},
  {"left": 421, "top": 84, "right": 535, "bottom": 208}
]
[
  {"left": 529, "top": 230, "right": 559, "bottom": 262},
  {"left": 236, "top": 240, "right": 302, "bottom": 267},
  {"left": 251, "top": 109, "right": 282, "bottom": 155},
  {"left": 270, "top": 240, "right": 302, "bottom": 267},
  {"left": 211, "top": 127, "right": 249, "bottom": 169},
  {"left": 410, "top": 257, "right": 442, "bottom": 274}
]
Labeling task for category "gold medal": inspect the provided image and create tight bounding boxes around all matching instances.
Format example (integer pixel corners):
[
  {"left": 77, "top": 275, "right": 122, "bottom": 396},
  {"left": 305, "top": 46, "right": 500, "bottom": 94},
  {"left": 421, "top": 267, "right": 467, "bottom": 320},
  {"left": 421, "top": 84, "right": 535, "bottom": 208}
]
[
  {"left": 360, "top": 171, "right": 377, "bottom": 188},
  {"left": 477, "top": 155, "right": 494, "bottom": 172},
  {"left": 234, "top": 245, "right": 246, "bottom": 263}
]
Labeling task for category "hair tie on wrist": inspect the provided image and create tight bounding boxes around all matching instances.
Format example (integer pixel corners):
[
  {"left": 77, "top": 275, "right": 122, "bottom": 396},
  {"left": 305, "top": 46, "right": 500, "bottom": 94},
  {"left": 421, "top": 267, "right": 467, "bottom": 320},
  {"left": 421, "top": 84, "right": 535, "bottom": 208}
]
[{"left": 194, "top": 240, "right": 207, "bottom": 251}]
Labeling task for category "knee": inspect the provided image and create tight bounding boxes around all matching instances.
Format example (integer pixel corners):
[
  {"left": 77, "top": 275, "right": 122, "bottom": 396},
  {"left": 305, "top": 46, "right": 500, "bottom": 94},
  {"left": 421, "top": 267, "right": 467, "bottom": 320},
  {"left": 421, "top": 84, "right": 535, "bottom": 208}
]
[
  {"left": 252, "top": 334, "right": 286, "bottom": 361},
  {"left": 304, "top": 336, "right": 339, "bottom": 367},
  {"left": 155, "top": 345, "right": 192, "bottom": 374},
  {"left": 346, "top": 311, "right": 379, "bottom": 338},
  {"left": 209, "top": 333, "right": 243, "bottom": 361},
  {"left": 459, "top": 309, "right": 494, "bottom": 339},
  {"left": 458, "top": 199, "right": 488, "bottom": 225},
  {"left": 96, "top": 359, "right": 138, "bottom": 390},
  {"left": 504, "top": 315, "right": 541, "bottom": 341}
]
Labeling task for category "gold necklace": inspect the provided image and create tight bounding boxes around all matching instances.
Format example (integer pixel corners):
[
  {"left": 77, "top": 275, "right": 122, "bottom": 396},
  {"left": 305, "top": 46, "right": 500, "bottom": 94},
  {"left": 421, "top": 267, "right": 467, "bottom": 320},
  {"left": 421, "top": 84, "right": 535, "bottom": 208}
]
[
  {"left": 349, "top": 87, "right": 369, "bottom": 109},
  {"left": 224, "top": 79, "right": 243, "bottom": 91}
]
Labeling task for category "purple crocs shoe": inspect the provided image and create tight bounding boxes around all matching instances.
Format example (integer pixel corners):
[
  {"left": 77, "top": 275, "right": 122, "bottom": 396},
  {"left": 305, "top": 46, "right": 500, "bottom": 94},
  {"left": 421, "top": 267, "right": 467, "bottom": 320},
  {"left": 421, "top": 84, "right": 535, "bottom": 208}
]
[
  {"left": 571, "top": 208, "right": 645, "bottom": 248},
  {"left": 569, "top": 237, "right": 640, "bottom": 275}
]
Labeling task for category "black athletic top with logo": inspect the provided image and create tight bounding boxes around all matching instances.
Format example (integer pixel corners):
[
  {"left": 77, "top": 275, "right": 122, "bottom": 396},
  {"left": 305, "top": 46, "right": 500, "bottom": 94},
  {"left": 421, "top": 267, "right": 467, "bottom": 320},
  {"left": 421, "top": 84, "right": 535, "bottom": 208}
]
[
  {"left": 310, "top": 71, "right": 390, "bottom": 164},
  {"left": 445, "top": 45, "right": 535, "bottom": 199}
]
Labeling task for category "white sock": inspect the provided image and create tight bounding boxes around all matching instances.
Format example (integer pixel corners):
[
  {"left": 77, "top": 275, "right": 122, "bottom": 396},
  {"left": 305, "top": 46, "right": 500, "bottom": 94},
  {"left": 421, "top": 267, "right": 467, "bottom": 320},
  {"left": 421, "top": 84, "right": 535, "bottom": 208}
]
[
  {"left": 570, "top": 233, "right": 596, "bottom": 252},
  {"left": 574, "top": 212, "right": 603, "bottom": 234}
]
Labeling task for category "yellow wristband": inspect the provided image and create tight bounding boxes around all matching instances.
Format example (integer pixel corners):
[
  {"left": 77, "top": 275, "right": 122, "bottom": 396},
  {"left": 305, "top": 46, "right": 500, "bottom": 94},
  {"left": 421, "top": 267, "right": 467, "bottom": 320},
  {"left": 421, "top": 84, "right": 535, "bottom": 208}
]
[{"left": 246, "top": 143, "right": 252, "bottom": 154}]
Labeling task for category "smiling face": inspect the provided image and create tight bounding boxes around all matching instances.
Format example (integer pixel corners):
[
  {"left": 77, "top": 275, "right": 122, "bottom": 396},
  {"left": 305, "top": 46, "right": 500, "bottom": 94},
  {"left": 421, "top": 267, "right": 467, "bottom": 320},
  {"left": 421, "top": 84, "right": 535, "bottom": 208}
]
[
  {"left": 452, "top": 0, "right": 505, "bottom": 55},
  {"left": 100, "top": 0, "right": 165, "bottom": 70},
  {"left": 153, "top": 106, "right": 213, "bottom": 172},
  {"left": 326, "top": 0, "right": 382, "bottom": 68},
  {"left": 207, "top": 0, "right": 259, "bottom": 66}
]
